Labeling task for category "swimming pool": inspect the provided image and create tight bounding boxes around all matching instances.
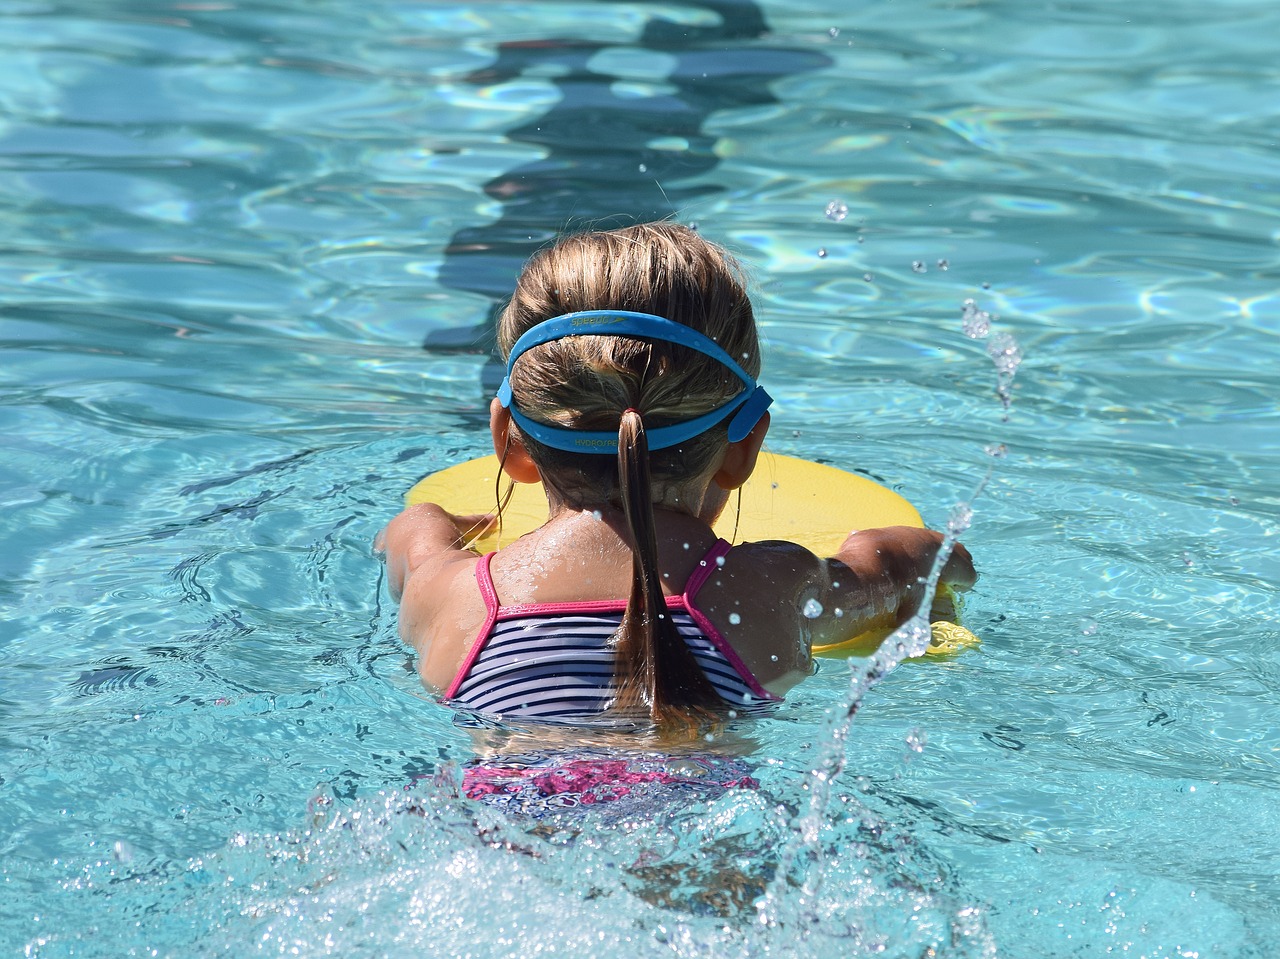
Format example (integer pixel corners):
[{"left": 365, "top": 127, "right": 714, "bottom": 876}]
[{"left": 2, "top": 0, "right": 1277, "bottom": 955}]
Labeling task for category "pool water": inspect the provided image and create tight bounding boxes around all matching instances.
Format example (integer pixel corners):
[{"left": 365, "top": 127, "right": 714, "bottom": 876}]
[{"left": 2, "top": 0, "right": 1278, "bottom": 956}]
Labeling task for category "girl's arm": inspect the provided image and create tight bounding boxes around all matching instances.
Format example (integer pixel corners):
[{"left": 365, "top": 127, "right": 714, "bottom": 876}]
[
  {"left": 376, "top": 503, "right": 494, "bottom": 601},
  {"left": 808, "top": 526, "right": 976, "bottom": 648}
]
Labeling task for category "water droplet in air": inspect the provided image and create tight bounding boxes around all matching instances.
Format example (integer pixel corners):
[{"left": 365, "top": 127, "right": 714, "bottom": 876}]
[
  {"left": 863, "top": 273, "right": 874, "bottom": 282},
  {"left": 982, "top": 281, "right": 991, "bottom": 290},
  {"left": 638, "top": 163, "right": 647, "bottom": 173},
  {"left": 729, "top": 613, "right": 741, "bottom": 625},
  {"left": 828, "top": 27, "right": 840, "bottom": 38},
  {"left": 961, "top": 298, "right": 991, "bottom": 339},
  {"left": 682, "top": 542, "right": 690, "bottom": 550},
  {"left": 817, "top": 247, "right": 828, "bottom": 258},
  {"left": 984, "top": 443, "right": 1008, "bottom": 458},
  {"left": 825, "top": 200, "right": 849, "bottom": 222},
  {"left": 987, "top": 332, "right": 1022, "bottom": 376},
  {"left": 1079, "top": 617, "right": 1098, "bottom": 635},
  {"left": 770, "top": 654, "right": 778, "bottom": 662},
  {"left": 912, "top": 260, "right": 927, "bottom": 273},
  {"left": 591, "top": 510, "right": 602, "bottom": 521},
  {"left": 802, "top": 598, "right": 824, "bottom": 618},
  {"left": 715, "top": 555, "right": 726, "bottom": 567},
  {"left": 905, "top": 728, "right": 927, "bottom": 752},
  {"left": 834, "top": 608, "right": 843, "bottom": 618},
  {"left": 937, "top": 258, "right": 950, "bottom": 271},
  {"left": 948, "top": 503, "right": 973, "bottom": 535}
]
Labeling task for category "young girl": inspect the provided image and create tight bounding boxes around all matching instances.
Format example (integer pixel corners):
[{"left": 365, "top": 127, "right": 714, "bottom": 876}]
[{"left": 381, "top": 222, "right": 975, "bottom": 739}]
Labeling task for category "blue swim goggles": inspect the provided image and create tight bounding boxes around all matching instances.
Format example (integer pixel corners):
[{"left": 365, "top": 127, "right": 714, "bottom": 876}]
[{"left": 496, "top": 310, "right": 772, "bottom": 454}]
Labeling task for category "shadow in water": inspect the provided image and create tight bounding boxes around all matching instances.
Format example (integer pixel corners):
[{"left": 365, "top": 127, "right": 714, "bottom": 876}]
[{"left": 429, "top": 0, "right": 830, "bottom": 390}]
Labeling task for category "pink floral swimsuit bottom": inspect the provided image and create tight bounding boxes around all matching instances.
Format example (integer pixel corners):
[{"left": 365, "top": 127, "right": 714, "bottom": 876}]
[{"left": 461, "top": 750, "right": 759, "bottom": 815}]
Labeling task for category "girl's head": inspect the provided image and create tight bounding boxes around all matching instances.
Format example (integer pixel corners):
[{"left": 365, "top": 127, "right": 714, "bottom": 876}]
[
  {"left": 492, "top": 222, "right": 768, "bottom": 731},
  {"left": 496, "top": 221, "right": 763, "bottom": 506}
]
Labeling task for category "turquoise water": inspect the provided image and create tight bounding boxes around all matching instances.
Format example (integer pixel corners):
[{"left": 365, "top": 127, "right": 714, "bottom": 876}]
[{"left": 2, "top": 1, "right": 1278, "bottom": 956}]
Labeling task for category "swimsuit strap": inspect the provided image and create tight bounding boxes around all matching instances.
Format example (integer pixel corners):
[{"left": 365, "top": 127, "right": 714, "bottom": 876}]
[
  {"left": 682, "top": 539, "right": 734, "bottom": 602},
  {"left": 681, "top": 538, "right": 781, "bottom": 703},
  {"left": 444, "top": 553, "right": 501, "bottom": 700}
]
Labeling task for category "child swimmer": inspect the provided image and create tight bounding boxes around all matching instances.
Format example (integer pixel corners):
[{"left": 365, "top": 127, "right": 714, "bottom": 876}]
[{"left": 380, "top": 222, "right": 976, "bottom": 733}]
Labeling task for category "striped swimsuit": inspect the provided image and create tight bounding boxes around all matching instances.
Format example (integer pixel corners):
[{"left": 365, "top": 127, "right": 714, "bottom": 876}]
[{"left": 446, "top": 539, "right": 781, "bottom": 720}]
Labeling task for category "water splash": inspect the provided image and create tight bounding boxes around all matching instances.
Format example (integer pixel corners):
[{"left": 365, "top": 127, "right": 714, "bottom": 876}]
[
  {"left": 752, "top": 305, "right": 1024, "bottom": 952},
  {"left": 754, "top": 491, "right": 993, "bottom": 953},
  {"left": 961, "top": 298, "right": 1023, "bottom": 419}
]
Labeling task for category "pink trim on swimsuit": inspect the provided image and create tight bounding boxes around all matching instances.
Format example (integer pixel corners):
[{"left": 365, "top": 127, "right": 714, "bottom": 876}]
[
  {"left": 444, "top": 552, "right": 500, "bottom": 699},
  {"left": 679, "top": 539, "right": 779, "bottom": 702}
]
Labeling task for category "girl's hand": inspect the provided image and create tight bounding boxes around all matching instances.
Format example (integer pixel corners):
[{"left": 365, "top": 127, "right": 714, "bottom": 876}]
[{"left": 819, "top": 526, "right": 977, "bottom": 640}]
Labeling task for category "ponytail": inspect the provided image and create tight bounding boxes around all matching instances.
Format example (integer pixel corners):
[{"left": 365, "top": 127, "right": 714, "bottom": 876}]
[{"left": 611, "top": 409, "right": 724, "bottom": 727}]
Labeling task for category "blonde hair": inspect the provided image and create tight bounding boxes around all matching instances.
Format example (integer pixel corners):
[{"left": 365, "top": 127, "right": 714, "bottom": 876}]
[{"left": 497, "top": 222, "right": 762, "bottom": 728}]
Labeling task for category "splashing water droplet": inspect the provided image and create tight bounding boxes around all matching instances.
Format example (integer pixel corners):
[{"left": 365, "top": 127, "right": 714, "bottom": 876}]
[
  {"left": 828, "top": 26, "right": 840, "bottom": 38},
  {"left": 863, "top": 272, "right": 875, "bottom": 282},
  {"left": 986, "top": 331, "right": 1023, "bottom": 416},
  {"left": 802, "top": 598, "right": 824, "bottom": 618},
  {"left": 715, "top": 555, "right": 726, "bottom": 567},
  {"left": 961, "top": 298, "right": 991, "bottom": 339},
  {"left": 825, "top": 199, "right": 849, "bottom": 221},
  {"left": 937, "top": 258, "right": 950, "bottom": 271},
  {"left": 817, "top": 247, "right": 828, "bottom": 258},
  {"left": 729, "top": 613, "right": 741, "bottom": 625},
  {"left": 912, "top": 260, "right": 927, "bottom": 273},
  {"left": 947, "top": 502, "right": 973, "bottom": 536},
  {"left": 638, "top": 163, "right": 647, "bottom": 173},
  {"left": 984, "top": 443, "right": 1008, "bottom": 458},
  {"left": 905, "top": 728, "right": 927, "bottom": 753},
  {"left": 987, "top": 332, "right": 1022, "bottom": 375}
]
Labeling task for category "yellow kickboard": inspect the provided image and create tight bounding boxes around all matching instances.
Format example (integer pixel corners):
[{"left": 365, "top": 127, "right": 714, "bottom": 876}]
[{"left": 405, "top": 451, "right": 978, "bottom": 658}]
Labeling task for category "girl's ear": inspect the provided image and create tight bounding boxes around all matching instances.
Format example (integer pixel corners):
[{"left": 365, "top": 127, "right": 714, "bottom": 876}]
[
  {"left": 712, "top": 411, "right": 770, "bottom": 491},
  {"left": 490, "top": 398, "right": 542, "bottom": 484}
]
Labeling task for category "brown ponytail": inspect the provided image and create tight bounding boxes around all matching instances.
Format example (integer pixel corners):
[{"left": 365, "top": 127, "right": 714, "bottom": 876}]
[{"left": 611, "top": 409, "right": 723, "bottom": 727}]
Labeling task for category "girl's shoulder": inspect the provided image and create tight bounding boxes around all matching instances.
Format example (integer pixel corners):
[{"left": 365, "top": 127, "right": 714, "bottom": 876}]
[{"left": 688, "top": 538, "right": 825, "bottom": 693}]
